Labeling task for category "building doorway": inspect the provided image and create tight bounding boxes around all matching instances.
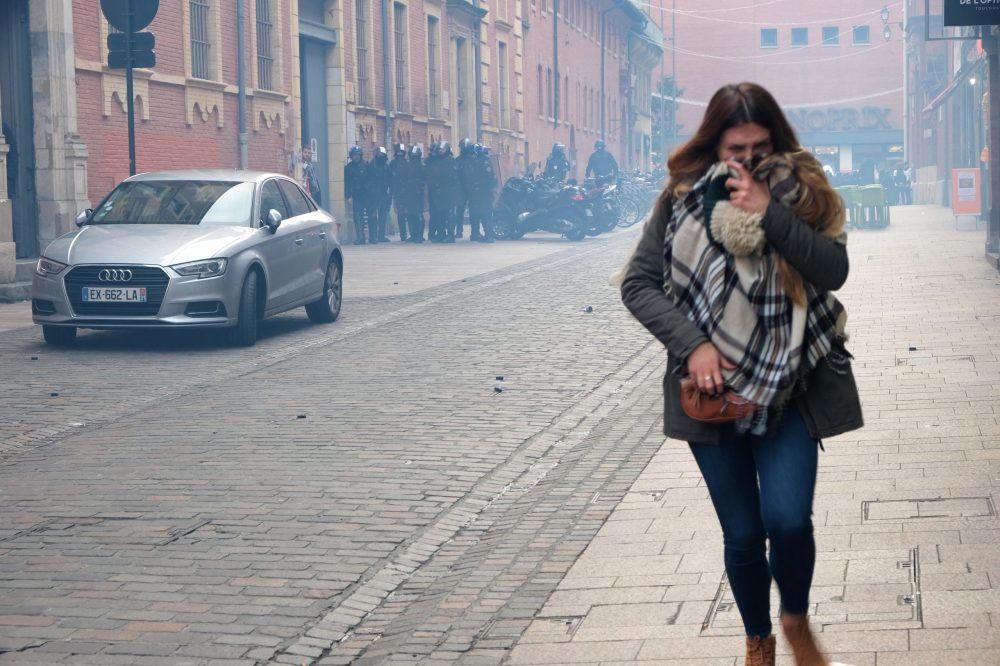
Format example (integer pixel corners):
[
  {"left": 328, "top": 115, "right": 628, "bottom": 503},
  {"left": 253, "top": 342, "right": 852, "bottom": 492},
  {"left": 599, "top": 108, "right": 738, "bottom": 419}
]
[
  {"left": 0, "top": 0, "right": 39, "bottom": 258},
  {"left": 298, "top": 0, "right": 337, "bottom": 210}
]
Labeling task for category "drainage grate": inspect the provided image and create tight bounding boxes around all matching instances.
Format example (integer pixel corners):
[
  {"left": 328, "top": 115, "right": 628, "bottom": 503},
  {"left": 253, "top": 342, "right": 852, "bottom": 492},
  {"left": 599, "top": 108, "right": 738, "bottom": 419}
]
[{"left": 863, "top": 497, "right": 996, "bottom": 522}]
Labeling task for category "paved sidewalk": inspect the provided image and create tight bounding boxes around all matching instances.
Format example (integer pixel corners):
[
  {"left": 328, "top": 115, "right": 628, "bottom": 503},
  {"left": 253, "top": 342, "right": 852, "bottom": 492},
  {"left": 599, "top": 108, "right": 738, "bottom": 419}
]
[{"left": 508, "top": 205, "right": 1000, "bottom": 665}]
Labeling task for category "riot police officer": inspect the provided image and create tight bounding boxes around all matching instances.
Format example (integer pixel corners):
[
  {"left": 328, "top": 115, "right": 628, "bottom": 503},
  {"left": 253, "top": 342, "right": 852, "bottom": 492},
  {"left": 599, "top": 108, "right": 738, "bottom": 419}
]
[
  {"left": 426, "top": 141, "right": 458, "bottom": 243},
  {"left": 402, "top": 145, "right": 427, "bottom": 242},
  {"left": 344, "top": 145, "right": 371, "bottom": 244},
  {"left": 455, "top": 137, "right": 475, "bottom": 238},
  {"left": 369, "top": 146, "right": 392, "bottom": 243},
  {"left": 543, "top": 143, "right": 570, "bottom": 182},
  {"left": 468, "top": 145, "right": 498, "bottom": 242},
  {"left": 585, "top": 139, "right": 619, "bottom": 181},
  {"left": 389, "top": 144, "right": 409, "bottom": 241}
]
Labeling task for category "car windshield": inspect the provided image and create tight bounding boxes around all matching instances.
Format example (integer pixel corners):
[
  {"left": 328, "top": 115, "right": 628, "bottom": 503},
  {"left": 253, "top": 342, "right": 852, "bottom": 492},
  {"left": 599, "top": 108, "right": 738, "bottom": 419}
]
[{"left": 90, "top": 180, "right": 255, "bottom": 226}]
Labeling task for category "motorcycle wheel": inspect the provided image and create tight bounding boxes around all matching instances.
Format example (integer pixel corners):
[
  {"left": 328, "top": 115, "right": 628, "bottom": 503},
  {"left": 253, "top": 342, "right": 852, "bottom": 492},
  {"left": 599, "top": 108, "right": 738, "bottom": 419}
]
[
  {"left": 564, "top": 226, "right": 587, "bottom": 241},
  {"left": 493, "top": 210, "right": 525, "bottom": 240}
]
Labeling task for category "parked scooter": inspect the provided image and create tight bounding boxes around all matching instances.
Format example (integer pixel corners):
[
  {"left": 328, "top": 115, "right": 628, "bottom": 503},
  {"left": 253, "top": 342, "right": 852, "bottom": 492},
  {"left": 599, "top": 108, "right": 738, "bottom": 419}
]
[{"left": 493, "top": 175, "right": 590, "bottom": 241}]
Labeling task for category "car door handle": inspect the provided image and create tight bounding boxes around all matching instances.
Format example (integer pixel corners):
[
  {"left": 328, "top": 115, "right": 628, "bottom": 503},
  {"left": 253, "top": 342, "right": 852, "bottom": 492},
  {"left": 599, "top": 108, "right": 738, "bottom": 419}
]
[
  {"left": 318, "top": 231, "right": 326, "bottom": 240},
  {"left": 295, "top": 237, "right": 304, "bottom": 245}
]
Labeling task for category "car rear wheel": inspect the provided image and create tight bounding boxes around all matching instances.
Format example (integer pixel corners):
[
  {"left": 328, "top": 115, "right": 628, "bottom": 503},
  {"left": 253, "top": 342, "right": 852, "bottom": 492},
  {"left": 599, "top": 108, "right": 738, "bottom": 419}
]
[
  {"left": 227, "top": 270, "right": 259, "bottom": 347},
  {"left": 306, "top": 256, "right": 342, "bottom": 323},
  {"left": 43, "top": 325, "right": 77, "bottom": 346}
]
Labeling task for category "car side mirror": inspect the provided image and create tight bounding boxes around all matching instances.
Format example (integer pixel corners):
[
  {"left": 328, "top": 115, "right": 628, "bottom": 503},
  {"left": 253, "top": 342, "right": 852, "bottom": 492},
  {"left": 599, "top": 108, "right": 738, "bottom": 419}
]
[
  {"left": 75, "top": 209, "right": 94, "bottom": 227},
  {"left": 264, "top": 209, "right": 283, "bottom": 232}
]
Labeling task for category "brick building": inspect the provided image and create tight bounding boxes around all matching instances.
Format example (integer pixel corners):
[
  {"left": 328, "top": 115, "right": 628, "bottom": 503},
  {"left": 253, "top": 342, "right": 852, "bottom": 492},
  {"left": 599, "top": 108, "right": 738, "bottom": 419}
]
[
  {"left": 645, "top": 1, "right": 904, "bottom": 174},
  {"left": 0, "top": 0, "right": 665, "bottom": 297},
  {"left": 336, "top": 0, "right": 527, "bottom": 190},
  {"left": 0, "top": 0, "right": 298, "bottom": 299},
  {"left": 520, "top": 0, "right": 663, "bottom": 179}
]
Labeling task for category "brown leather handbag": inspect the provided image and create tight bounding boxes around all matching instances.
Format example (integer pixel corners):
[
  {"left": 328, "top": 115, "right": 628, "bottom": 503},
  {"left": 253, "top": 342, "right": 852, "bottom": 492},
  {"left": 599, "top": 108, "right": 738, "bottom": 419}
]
[{"left": 680, "top": 377, "right": 757, "bottom": 424}]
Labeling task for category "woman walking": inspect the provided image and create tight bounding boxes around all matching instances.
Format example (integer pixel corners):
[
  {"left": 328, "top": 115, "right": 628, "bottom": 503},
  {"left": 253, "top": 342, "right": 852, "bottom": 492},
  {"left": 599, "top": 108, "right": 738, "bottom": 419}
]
[{"left": 620, "top": 82, "right": 863, "bottom": 666}]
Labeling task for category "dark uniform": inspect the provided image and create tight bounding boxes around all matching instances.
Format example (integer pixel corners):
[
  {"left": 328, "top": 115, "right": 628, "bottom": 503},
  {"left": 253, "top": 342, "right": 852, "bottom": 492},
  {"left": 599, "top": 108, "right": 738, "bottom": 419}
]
[
  {"left": 369, "top": 147, "right": 392, "bottom": 242},
  {"left": 543, "top": 144, "right": 570, "bottom": 182},
  {"left": 400, "top": 146, "right": 427, "bottom": 241},
  {"left": 468, "top": 146, "right": 497, "bottom": 242},
  {"left": 389, "top": 144, "right": 409, "bottom": 241},
  {"left": 454, "top": 138, "right": 475, "bottom": 238},
  {"left": 426, "top": 141, "right": 458, "bottom": 243},
  {"left": 585, "top": 140, "right": 619, "bottom": 181},
  {"left": 344, "top": 146, "right": 371, "bottom": 244}
]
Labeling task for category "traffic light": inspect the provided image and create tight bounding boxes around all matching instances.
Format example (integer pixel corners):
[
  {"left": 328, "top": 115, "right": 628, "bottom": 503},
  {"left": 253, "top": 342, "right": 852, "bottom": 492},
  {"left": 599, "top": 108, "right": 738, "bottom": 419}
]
[{"left": 107, "top": 31, "right": 156, "bottom": 70}]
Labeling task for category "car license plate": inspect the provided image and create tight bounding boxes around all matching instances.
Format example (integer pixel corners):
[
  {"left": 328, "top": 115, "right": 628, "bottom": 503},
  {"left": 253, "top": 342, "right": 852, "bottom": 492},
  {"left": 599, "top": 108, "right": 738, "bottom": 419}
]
[{"left": 82, "top": 287, "right": 147, "bottom": 303}]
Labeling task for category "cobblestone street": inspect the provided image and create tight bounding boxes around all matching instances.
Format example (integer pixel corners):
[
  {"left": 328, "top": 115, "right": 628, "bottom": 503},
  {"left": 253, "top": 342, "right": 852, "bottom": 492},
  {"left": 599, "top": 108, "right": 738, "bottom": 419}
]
[{"left": 1, "top": 206, "right": 999, "bottom": 665}]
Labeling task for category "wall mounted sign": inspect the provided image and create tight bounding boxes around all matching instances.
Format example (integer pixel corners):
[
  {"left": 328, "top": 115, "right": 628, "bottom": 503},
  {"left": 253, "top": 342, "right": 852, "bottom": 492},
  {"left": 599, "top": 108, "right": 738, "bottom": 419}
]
[
  {"left": 945, "top": 0, "right": 1000, "bottom": 27},
  {"left": 786, "top": 107, "right": 894, "bottom": 132}
]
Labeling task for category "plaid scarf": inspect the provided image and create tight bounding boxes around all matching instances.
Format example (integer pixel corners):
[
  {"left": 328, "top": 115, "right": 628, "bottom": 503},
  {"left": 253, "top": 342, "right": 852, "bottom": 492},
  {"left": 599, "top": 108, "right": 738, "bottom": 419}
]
[{"left": 663, "top": 156, "right": 847, "bottom": 431}]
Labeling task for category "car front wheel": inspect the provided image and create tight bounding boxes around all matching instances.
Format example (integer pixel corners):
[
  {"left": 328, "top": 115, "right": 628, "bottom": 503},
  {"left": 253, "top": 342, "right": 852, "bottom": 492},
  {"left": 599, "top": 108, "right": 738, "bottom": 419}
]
[
  {"left": 227, "top": 270, "right": 259, "bottom": 346},
  {"left": 305, "top": 256, "right": 342, "bottom": 323},
  {"left": 43, "top": 325, "right": 77, "bottom": 346}
]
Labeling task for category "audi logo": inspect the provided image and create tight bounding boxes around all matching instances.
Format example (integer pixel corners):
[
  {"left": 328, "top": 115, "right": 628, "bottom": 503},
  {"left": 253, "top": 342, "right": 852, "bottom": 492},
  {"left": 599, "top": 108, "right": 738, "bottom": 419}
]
[{"left": 98, "top": 269, "right": 134, "bottom": 282}]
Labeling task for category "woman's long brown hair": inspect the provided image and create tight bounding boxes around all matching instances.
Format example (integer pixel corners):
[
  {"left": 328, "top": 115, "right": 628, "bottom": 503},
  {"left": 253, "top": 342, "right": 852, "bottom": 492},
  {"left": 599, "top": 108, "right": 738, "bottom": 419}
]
[{"left": 653, "top": 82, "right": 844, "bottom": 304}]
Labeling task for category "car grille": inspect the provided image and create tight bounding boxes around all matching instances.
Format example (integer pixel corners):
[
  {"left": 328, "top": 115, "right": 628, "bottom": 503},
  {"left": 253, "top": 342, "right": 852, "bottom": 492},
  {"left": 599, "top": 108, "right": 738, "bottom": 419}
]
[{"left": 65, "top": 266, "right": 169, "bottom": 317}]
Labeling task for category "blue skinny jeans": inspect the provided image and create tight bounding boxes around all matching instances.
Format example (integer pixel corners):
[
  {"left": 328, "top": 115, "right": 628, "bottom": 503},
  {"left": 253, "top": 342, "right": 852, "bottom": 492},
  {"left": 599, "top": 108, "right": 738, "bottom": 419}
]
[{"left": 689, "top": 406, "right": 818, "bottom": 638}]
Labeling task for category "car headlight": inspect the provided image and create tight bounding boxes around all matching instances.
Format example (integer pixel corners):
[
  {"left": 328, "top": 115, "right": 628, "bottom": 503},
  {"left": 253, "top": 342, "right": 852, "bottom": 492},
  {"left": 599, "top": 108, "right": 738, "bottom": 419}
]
[
  {"left": 36, "top": 257, "right": 68, "bottom": 277},
  {"left": 170, "top": 258, "right": 228, "bottom": 279}
]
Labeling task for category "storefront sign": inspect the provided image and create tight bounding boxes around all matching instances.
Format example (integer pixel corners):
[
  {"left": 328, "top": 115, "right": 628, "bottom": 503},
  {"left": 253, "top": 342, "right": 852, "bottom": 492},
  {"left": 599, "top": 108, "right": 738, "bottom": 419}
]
[
  {"left": 951, "top": 168, "right": 982, "bottom": 215},
  {"left": 945, "top": 0, "right": 1000, "bottom": 26},
  {"left": 786, "top": 107, "right": 893, "bottom": 132}
]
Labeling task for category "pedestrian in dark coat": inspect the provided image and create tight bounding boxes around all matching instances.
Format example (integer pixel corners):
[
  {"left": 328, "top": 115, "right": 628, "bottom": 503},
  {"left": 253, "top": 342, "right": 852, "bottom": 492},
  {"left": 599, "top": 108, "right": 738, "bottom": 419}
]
[
  {"left": 389, "top": 144, "right": 409, "bottom": 241},
  {"left": 426, "top": 141, "right": 458, "bottom": 243},
  {"left": 468, "top": 145, "right": 498, "bottom": 242},
  {"left": 619, "top": 82, "right": 862, "bottom": 666},
  {"left": 344, "top": 146, "right": 371, "bottom": 245},
  {"left": 369, "top": 146, "right": 392, "bottom": 242}
]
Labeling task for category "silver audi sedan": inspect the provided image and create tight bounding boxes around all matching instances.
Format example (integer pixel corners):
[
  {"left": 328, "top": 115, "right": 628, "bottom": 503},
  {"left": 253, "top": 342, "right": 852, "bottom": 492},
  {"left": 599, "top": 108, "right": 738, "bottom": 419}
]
[{"left": 32, "top": 170, "right": 343, "bottom": 346}]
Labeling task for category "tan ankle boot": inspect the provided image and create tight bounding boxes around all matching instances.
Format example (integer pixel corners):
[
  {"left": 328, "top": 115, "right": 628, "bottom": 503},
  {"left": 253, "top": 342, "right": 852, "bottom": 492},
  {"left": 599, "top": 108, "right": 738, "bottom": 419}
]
[
  {"left": 781, "top": 613, "right": 828, "bottom": 666},
  {"left": 744, "top": 634, "right": 776, "bottom": 666}
]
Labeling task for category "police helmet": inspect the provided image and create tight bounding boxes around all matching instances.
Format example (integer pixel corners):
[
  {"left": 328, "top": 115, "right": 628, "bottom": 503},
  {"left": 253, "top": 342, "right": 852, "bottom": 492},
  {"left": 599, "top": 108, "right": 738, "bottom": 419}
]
[
  {"left": 394, "top": 143, "right": 406, "bottom": 157},
  {"left": 439, "top": 141, "right": 452, "bottom": 156},
  {"left": 410, "top": 145, "right": 423, "bottom": 160},
  {"left": 428, "top": 141, "right": 440, "bottom": 158},
  {"left": 349, "top": 145, "right": 364, "bottom": 158},
  {"left": 552, "top": 143, "right": 566, "bottom": 155},
  {"left": 459, "top": 137, "right": 474, "bottom": 155},
  {"left": 480, "top": 146, "right": 491, "bottom": 157},
  {"left": 375, "top": 146, "right": 388, "bottom": 161},
  {"left": 594, "top": 140, "right": 605, "bottom": 150}
]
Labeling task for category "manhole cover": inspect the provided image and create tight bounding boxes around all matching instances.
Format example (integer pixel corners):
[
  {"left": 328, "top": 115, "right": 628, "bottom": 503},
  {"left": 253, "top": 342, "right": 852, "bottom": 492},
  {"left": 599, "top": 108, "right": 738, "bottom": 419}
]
[
  {"left": 863, "top": 497, "right": 996, "bottom": 521},
  {"left": 701, "top": 549, "right": 921, "bottom": 635}
]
